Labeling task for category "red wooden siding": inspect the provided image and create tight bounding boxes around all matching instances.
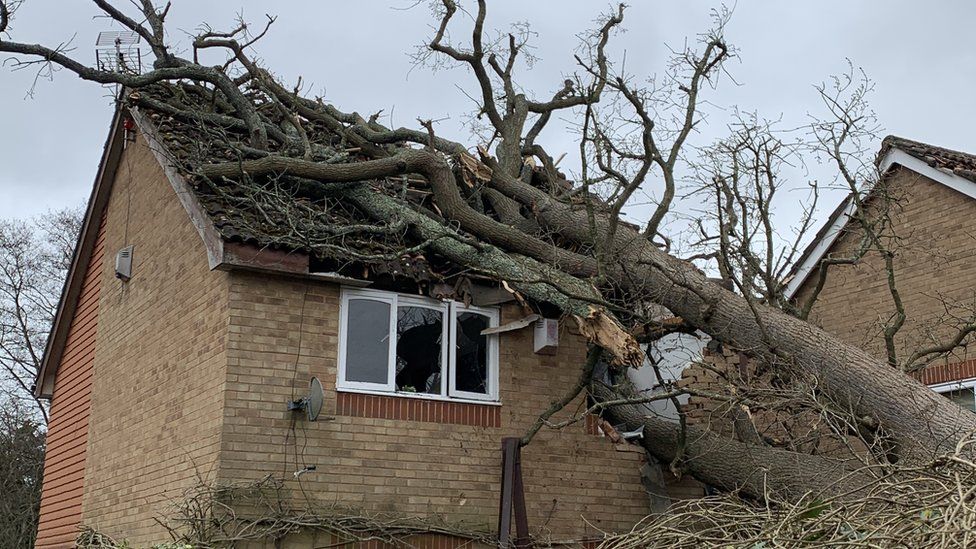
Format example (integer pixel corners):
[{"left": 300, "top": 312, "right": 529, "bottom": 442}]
[{"left": 35, "top": 217, "right": 105, "bottom": 549}]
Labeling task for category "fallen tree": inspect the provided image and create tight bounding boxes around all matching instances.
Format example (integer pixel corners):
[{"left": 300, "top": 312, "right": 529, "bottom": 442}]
[{"left": 3, "top": 0, "right": 975, "bottom": 506}]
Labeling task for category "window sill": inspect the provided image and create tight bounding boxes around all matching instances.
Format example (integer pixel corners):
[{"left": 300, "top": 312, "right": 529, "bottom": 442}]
[
  {"left": 335, "top": 389, "right": 501, "bottom": 427},
  {"left": 335, "top": 387, "right": 501, "bottom": 406}
]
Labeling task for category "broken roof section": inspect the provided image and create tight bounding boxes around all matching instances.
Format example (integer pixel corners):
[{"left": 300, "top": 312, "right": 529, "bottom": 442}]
[{"left": 133, "top": 83, "right": 443, "bottom": 287}]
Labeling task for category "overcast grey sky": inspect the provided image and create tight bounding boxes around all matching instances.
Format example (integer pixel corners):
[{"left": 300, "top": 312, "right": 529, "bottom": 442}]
[{"left": 2, "top": 1, "right": 975, "bottom": 241}]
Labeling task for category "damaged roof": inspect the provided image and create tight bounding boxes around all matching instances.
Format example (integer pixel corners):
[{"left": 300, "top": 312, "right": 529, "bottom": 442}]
[
  {"left": 127, "top": 81, "right": 594, "bottom": 297},
  {"left": 134, "top": 84, "right": 440, "bottom": 284}
]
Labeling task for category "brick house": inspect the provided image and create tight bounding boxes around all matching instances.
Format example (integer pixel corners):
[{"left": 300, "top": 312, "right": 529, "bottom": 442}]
[
  {"left": 786, "top": 136, "right": 976, "bottom": 406},
  {"left": 680, "top": 136, "right": 976, "bottom": 431},
  {"left": 31, "top": 95, "right": 666, "bottom": 548}
]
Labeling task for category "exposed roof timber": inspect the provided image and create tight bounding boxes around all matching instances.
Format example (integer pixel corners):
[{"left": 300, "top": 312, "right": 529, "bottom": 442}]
[
  {"left": 482, "top": 314, "right": 541, "bottom": 335},
  {"left": 783, "top": 147, "right": 976, "bottom": 300}
]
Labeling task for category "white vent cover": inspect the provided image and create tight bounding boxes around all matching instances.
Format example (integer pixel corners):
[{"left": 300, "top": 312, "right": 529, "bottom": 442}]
[
  {"left": 533, "top": 318, "right": 559, "bottom": 355},
  {"left": 115, "top": 245, "right": 133, "bottom": 281}
]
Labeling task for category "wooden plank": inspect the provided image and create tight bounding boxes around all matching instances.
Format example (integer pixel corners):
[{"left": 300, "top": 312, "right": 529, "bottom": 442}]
[{"left": 497, "top": 437, "right": 517, "bottom": 548}]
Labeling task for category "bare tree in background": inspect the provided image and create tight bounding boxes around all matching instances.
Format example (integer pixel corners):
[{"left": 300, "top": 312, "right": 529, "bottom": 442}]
[
  {"left": 3, "top": 0, "right": 976, "bottom": 515},
  {"left": 0, "top": 209, "right": 81, "bottom": 423}
]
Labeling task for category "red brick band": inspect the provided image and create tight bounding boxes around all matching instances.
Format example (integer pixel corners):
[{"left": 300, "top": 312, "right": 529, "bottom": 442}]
[
  {"left": 336, "top": 391, "right": 501, "bottom": 428},
  {"left": 914, "top": 359, "right": 976, "bottom": 386}
]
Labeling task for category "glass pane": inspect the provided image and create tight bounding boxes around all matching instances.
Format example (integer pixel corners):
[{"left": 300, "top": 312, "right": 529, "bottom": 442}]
[
  {"left": 944, "top": 387, "right": 976, "bottom": 412},
  {"left": 396, "top": 306, "right": 444, "bottom": 394},
  {"left": 345, "top": 299, "right": 391, "bottom": 384},
  {"left": 455, "top": 312, "right": 490, "bottom": 394}
]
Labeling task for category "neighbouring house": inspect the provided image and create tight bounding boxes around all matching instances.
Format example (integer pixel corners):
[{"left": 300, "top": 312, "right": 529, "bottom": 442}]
[
  {"left": 681, "top": 136, "right": 976, "bottom": 434},
  {"left": 787, "top": 136, "right": 976, "bottom": 405},
  {"left": 32, "top": 87, "right": 686, "bottom": 549}
]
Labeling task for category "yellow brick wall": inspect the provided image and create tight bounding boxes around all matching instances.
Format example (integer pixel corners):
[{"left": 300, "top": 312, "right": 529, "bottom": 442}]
[
  {"left": 794, "top": 166, "right": 976, "bottom": 365},
  {"left": 79, "top": 131, "right": 230, "bottom": 544},
  {"left": 218, "top": 272, "right": 652, "bottom": 543}
]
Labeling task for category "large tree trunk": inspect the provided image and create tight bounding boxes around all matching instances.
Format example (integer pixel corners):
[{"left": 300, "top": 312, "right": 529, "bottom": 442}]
[
  {"left": 590, "top": 383, "right": 870, "bottom": 501},
  {"left": 483, "top": 165, "right": 976, "bottom": 460}
]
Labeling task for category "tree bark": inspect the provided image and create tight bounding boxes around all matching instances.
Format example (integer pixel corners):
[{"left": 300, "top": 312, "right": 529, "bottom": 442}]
[
  {"left": 483, "top": 164, "right": 976, "bottom": 459},
  {"left": 590, "top": 383, "right": 871, "bottom": 501}
]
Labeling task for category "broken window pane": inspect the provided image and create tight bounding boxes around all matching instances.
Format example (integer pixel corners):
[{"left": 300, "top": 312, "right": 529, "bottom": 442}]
[
  {"left": 345, "top": 299, "right": 390, "bottom": 385},
  {"left": 455, "top": 312, "right": 490, "bottom": 394},
  {"left": 395, "top": 306, "right": 444, "bottom": 394},
  {"left": 943, "top": 387, "right": 976, "bottom": 412}
]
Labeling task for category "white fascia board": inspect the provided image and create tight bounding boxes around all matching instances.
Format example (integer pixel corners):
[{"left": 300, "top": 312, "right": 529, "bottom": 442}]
[
  {"left": 783, "top": 195, "right": 856, "bottom": 299},
  {"left": 879, "top": 149, "right": 976, "bottom": 201},
  {"left": 784, "top": 149, "right": 976, "bottom": 300}
]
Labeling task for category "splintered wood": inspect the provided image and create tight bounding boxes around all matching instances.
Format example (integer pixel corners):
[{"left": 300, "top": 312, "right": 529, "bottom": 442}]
[{"left": 575, "top": 306, "right": 646, "bottom": 368}]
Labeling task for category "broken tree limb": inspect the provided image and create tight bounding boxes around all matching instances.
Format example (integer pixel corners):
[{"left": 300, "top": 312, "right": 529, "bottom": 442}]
[{"left": 576, "top": 307, "right": 645, "bottom": 368}]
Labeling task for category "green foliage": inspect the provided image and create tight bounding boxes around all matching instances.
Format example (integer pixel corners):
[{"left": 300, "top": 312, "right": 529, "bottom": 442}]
[{"left": 796, "top": 500, "right": 828, "bottom": 520}]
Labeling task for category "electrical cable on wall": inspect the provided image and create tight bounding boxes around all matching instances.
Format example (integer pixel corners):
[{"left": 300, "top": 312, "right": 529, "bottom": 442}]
[
  {"left": 281, "top": 275, "right": 313, "bottom": 487},
  {"left": 115, "top": 127, "right": 136, "bottom": 298}
]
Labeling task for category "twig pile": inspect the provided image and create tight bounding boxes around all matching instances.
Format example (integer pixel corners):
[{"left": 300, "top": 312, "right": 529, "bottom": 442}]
[
  {"left": 79, "top": 475, "right": 495, "bottom": 549},
  {"left": 601, "top": 439, "right": 976, "bottom": 548}
]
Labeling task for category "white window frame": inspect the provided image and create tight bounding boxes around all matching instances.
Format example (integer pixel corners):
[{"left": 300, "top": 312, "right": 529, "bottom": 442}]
[
  {"left": 929, "top": 378, "right": 976, "bottom": 411},
  {"left": 449, "top": 303, "right": 499, "bottom": 402},
  {"left": 337, "top": 289, "right": 397, "bottom": 393},
  {"left": 337, "top": 288, "right": 499, "bottom": 402}
]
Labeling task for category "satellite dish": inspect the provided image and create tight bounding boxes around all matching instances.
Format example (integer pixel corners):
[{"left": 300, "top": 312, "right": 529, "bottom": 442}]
[
  {"left": 287, "top": 377, "right": 326, "bottom": 421},
  {"left": 306, "top": 377, "right": 324, "bottom": 421}
]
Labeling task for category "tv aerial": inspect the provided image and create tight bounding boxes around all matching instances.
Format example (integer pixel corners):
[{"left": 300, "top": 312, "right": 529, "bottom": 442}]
[
  {"left": 95, "top": 30, "right": 143, "bottom": 93},
  {"left": 288, "top": 377, "right": 325, "bottom": 421}
]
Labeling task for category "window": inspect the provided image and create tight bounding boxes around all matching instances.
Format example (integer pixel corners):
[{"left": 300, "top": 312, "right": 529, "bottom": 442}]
[
  {"left": 338, "top": 288, "right": 499, "bottom": 402},
  {"left": 931, "top": 379, "right": 976, "bottom": 412}
]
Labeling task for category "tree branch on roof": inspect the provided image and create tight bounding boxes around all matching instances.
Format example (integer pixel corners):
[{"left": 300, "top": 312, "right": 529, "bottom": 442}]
[{"left": 6, "top": 0, "right": 976, "bottom": 501}]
